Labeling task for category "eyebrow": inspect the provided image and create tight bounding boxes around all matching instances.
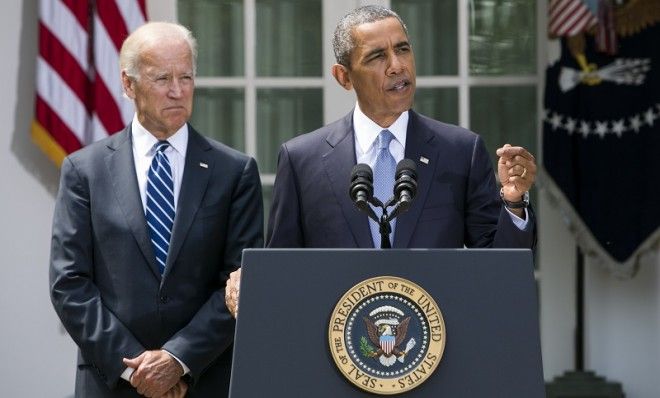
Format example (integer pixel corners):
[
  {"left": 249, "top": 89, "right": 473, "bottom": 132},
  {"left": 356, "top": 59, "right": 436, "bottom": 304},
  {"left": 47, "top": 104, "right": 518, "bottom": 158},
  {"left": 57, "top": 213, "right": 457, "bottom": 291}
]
[
  {"left": 363, "top": 40, "right": 411, "bottom": 60},
  {"left": 394, "top": 41, "right": 410, "bottom": 50}
]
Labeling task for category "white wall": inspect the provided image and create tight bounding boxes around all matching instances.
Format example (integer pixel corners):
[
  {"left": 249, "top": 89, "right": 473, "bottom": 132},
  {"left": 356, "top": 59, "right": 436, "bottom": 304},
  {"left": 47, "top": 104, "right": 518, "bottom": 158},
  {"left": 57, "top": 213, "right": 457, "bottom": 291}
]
[
  {"left": 585, "top": 257, "right": 660, "bottom": 397},
  {"left": 0, "top": 1, "right": 77, "bottom": 396},
  {"left": 1, "top": 1, "right": 658, "bottom": 397},
  {"left": 538, "top": 195, "right": 577, "bottom": 379}
]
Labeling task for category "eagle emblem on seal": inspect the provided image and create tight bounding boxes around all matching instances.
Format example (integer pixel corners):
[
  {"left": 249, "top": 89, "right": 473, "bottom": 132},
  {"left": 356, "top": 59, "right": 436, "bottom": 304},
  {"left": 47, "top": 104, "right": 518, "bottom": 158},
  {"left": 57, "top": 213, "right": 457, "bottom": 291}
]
[{"left": 361, "top": 305, "right": 417, "bottom": 367}]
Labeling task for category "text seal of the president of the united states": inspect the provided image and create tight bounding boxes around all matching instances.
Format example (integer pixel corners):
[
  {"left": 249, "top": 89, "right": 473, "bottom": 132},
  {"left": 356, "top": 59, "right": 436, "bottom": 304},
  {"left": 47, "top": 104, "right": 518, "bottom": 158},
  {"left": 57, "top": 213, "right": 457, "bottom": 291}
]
[{"left": 328, "top": 276, "right": 446, "bottom": 395}]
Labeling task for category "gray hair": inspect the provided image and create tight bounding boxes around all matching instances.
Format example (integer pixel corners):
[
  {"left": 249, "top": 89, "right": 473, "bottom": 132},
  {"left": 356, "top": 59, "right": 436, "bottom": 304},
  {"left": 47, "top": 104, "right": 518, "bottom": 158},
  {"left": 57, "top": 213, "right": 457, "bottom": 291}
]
[
  {"left": 332, "top": 5, "right": 409, "bottom": 68},
  {"left": 119, "top": 21, "right": 198, "bottom": 80}
]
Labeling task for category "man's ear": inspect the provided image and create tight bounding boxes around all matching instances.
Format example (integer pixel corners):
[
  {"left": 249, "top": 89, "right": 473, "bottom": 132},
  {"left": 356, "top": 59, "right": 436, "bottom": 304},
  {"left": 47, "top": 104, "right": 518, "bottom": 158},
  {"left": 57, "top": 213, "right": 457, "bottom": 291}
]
[
  {"left": 121, "top": 70, "right": 136, "bottom": 99},
  {"left": 331, "top": 64, "right": 353, "bottom": 91}
]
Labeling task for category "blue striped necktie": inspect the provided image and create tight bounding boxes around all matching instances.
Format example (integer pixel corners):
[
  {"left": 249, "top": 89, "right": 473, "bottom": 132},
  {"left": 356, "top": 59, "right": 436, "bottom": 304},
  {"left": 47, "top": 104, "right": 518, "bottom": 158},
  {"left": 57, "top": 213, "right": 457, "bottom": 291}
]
[
  {"left": 146, "top": 141, "right": 175, "bottom": 274},
  {"left": 370, "top": 130, "right": 396, "bottom": 248}
]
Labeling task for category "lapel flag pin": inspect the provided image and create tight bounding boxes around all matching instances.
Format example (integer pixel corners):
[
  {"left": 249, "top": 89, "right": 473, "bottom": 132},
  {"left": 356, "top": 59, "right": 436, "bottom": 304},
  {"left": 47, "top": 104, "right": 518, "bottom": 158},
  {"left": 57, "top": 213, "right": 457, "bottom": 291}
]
[
  {"left": 200, "top": 162, "right": 208, "bottom": 169},
  {"left": 420, "top": 156, "right": 429, "bottom": 164}
]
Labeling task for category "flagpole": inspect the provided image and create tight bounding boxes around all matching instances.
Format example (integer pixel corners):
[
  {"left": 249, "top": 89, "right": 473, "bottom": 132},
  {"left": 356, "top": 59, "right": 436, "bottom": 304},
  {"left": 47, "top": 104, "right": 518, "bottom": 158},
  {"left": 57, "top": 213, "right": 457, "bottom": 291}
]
[
  {"left": 575, "top": 246, "right": 584, "bottom": 371},
  {"left": 546, "top": 246, "right": 623, "bottom": 397}
]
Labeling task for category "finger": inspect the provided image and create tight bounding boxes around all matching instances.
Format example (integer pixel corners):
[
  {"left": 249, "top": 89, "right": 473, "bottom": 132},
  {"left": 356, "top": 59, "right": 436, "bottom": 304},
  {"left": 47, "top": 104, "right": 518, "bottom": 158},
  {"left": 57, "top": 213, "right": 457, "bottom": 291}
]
[
  {"left": 507, "top": 164, "right": 526, "bottom": 177},
  {"left": 228, "top": 298, "right": 238, "bottom": 318},
  {"left": 130, "top": 368, "right": 145, "bottom": 388},
  {"left": 136, "top": 383, "right": 147, "bottom": 395},
  {"left": 227, "top": 271, "right": 240, "bottom": 296},
  {"left": 230, "top": 267, "right": 241, "bottom": 281},
  {"left": 507, "top": 175, "right": 533, "bottom": 193},
  {"left": 179, "top": 381, "right": 189, "bottom": 396},
  {"left": 495, "top": 143, "right": 512, "bottom": 157},
  {"left": 499, "top": 147, "right": 527, "bottom": 161},
  {"left": 230, "top": 269, "right": 241, "bottom": 293},
  {"left": 173, "top": 381, "right": 186, "bottom": 398},
  {"left": 504, "top": 155, "right": 536, "bottom": 172},
  {"left": 499, "top": 146, "right": 535, "bottom": 162},
  {"left": 123, "top": 353, "right": 145, "bottom": 369},
  {"left": 129, "top": 354, "right": 156, "bottom": 389},
  {"left": 228, "top": 268, "right": 241, "bottom": 286},
  {"left": 226, "top": 303, "right": 235, "bottom": 317},
  {"left": 142, "top": 382, "right": 165, "bottom": 398},
  {"left": 511, "top": 154, "right": 536, "bottom": 167},
  {"left": 507, "top": 162, "right": 537, "bottom": 183},
  {"left": 225, "top": 287, "right": 237, "bottom": 315}
]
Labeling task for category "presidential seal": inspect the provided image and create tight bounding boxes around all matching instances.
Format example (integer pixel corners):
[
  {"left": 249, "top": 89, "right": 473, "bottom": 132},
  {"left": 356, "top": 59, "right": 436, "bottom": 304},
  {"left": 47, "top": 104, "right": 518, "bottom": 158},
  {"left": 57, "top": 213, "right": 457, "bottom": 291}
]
[{"left": 328, "top": 276, "right": 446, "bottom": 395}]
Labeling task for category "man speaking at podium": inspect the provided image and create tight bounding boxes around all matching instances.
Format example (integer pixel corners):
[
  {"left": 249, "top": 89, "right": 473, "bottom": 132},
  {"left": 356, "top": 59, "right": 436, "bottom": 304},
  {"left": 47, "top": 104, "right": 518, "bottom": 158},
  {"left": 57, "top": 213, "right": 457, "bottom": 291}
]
[{"left": 226, "top": 5, "right": 536, "bottom": 317}]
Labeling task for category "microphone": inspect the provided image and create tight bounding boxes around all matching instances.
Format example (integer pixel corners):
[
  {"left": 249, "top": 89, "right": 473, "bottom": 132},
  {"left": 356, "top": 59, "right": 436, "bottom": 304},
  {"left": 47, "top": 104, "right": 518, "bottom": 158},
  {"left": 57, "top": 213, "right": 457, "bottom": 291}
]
[
  {"left": 388, "top": 159, "right": 417, "bottom": 220},
  {"left": 349, "top": 163, "right": 375, "bottom": 213}
]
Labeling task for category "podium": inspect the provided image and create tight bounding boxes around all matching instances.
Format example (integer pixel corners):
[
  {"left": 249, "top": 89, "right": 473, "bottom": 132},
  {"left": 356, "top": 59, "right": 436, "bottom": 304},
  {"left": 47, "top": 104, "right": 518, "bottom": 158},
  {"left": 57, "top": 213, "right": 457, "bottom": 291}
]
[{"left": 229, "top": 249, "right": 543, "bottom": 397}]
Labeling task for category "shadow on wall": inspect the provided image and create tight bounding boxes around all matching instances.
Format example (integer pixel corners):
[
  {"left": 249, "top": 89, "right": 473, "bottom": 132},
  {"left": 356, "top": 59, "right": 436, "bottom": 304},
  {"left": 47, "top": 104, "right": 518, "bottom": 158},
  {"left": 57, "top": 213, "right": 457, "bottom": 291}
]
[{"left": 11, "top": 0, "right": 60, "bottom": 197}]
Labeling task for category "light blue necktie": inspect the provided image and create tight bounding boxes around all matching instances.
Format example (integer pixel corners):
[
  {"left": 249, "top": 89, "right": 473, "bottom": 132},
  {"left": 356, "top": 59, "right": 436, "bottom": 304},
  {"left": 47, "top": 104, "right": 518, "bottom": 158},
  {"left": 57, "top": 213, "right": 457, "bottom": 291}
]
[
  {"left": 369, "top": 130, "right": 396, "bottom": 248},
  {"left": 146, "top": 141, "right": 175, "bottom": 274}
]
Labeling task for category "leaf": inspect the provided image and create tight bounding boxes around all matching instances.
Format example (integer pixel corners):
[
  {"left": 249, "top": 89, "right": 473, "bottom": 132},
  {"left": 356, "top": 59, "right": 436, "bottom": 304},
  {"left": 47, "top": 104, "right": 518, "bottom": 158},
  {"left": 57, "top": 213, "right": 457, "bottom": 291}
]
[{"left": 360, "top": 336, "right": 376, "bottom": 357}]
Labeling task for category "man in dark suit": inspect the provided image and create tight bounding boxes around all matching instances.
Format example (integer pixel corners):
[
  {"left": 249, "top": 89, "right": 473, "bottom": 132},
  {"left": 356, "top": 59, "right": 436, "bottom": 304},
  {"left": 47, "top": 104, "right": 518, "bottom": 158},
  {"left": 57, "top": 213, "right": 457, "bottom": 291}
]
[
  {"left": 224, "top": 5, "right": 536, "bottom": 316},
  {"left": 49, "top": 22, "right": 263, "bottom": 397}
]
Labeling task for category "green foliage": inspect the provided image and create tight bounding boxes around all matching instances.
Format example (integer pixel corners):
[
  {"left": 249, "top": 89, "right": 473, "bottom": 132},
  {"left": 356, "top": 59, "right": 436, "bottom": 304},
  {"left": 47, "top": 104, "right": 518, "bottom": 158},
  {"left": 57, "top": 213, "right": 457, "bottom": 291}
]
[{"left": 360, "top": 336, "right": 376, "bottom": 358}]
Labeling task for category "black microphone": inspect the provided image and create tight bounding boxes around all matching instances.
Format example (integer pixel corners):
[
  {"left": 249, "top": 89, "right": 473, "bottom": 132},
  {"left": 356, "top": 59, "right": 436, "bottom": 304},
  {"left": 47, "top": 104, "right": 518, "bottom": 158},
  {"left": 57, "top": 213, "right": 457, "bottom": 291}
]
[
  {"left": 349, "top": 163, "right": 375, "bottom": 212},
  {"left": 388, "top": 159, "right": 417, "bottom": 220}
]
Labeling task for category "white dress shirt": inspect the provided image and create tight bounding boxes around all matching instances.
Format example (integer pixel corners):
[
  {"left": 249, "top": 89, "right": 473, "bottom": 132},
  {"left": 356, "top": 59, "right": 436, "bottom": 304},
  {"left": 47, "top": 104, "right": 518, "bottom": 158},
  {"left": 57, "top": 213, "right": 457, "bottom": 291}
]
[
  {"left": 121, "top": 116, "right": 190, "bottom": 382},
  {"left": 131, "top": 115, "right": 188, "bottom": 213},
  {"left": 351, "top": 103, "right": 528, "bottom": 230}
]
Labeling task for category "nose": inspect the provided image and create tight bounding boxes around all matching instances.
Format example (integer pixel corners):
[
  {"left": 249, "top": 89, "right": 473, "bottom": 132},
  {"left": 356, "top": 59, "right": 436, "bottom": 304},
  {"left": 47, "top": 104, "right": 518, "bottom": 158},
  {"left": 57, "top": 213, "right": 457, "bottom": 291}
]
[
  {"left": 386, "top": 53, "right": 404, "bottom": 76},
  {"left": 168, "top": 78, "right": 183, "bottom": 98}
]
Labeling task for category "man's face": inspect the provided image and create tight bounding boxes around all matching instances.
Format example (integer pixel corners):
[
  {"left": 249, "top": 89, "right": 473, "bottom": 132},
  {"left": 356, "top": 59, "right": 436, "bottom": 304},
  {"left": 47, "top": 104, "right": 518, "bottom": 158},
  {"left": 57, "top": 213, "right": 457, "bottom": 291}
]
[
  {"left": 123, "top": 39, "right": 194, "bottom": 139},
  {"left": 341, "top": 17, "right": 416, "bottom": 127}
]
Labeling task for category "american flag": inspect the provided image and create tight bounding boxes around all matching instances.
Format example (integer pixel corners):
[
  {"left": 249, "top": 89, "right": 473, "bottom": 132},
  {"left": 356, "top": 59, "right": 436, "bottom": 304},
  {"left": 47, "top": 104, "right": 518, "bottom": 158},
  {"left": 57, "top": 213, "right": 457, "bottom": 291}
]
[
  {"left": 595, "top": 0, "right": 617, "bottom": 54},
  {"left": 32, "top": 0, "right": 146, "bottom": 166},
  {"left": 548, "top": 0, "right": 598, "bottom": 37}
]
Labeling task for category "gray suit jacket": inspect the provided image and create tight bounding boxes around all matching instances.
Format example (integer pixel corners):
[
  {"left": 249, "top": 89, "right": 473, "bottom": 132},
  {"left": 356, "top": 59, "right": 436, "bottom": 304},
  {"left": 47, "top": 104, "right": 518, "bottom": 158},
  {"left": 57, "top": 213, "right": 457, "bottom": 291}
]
[
  {"left": 50, "top": 124, "right": 264, "bottom": 397},
  {"left": 267, "top": 110, "right": 535, "bottom": 248}
]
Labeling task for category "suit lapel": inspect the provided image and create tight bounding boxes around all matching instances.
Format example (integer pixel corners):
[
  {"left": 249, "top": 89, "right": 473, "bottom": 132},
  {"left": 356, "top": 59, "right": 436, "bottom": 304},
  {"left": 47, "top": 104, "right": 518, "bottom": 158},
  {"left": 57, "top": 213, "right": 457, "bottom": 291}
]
[
  {"left": 322, "top": 112, "right": 373, "bottom": 248},
  {"left": 162, "top": 126, "right": 212, "bottom": 280},
  {"left": 105, "top": 126, "right": 161, "bottom": 279},
  {"left": 393, "top": 111, "right": 438, "bottom": 248}
]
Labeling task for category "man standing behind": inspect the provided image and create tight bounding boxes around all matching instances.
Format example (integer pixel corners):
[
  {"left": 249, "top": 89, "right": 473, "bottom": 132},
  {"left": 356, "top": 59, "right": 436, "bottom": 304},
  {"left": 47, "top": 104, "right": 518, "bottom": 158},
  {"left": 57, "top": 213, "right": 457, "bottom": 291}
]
[
  {"left": 225, "top": 5, "right": 536, "bottom": 316},
  {"left": 50, "top": 22, "right": 263, "bottom": 397}
]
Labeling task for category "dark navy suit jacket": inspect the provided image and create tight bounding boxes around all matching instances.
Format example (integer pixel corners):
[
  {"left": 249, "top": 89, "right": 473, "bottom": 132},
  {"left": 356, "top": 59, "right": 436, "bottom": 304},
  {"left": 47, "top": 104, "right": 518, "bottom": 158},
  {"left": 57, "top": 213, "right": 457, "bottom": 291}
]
[
  {"left": 50, "top": 125, "right": 263, "bottom": 397},
  {"left": 267, "top": 110, "right": 535, "bottom": 249}
]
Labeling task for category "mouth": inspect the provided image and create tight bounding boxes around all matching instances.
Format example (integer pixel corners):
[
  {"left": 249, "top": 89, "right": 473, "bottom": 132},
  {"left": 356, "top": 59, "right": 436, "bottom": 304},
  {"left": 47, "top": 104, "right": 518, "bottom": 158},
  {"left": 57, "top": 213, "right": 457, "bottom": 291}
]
[
  {"left": 163, "top": 106, "right": 185, "bottom": 112},
  {"left": 387, "top": 79, "right": 411, "bottom": 92}
]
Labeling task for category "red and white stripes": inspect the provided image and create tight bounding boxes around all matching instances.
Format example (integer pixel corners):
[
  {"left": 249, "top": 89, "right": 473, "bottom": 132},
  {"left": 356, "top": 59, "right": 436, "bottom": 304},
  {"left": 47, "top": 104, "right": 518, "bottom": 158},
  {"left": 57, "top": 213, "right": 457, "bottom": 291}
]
[
  {"left": 33, "top": 0, "right": 146, "bottom": 166},
  {"left": 549, "top": 0, "right": 598, "bottom": 37},
  {"left": 595, "top": 0, "right": 617, "bottom": 55}
]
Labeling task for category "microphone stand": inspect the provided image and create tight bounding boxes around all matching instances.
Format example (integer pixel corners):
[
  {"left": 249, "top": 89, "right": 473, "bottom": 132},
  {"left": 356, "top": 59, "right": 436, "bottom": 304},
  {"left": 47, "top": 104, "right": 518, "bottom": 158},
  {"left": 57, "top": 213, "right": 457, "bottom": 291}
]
[
  {"left": 363, "top": 196, "right": 394, "bottom": 249},
  {"left": 350, "top": 160, "right": 417, "bottom": 249},
  {"left": 378, "top": 208, "right": 392, "bottom": 249},
  {"left": 376, "top": 197, "right": 401, "bottom": 249}
]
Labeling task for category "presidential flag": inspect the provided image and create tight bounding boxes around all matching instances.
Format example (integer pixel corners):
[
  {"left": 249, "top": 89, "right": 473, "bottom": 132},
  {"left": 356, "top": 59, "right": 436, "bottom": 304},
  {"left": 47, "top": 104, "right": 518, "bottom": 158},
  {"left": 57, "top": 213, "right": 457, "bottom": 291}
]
[
  {"left": 32, "top": 0, "right": 147, "bottom": 166},
  {"left": 542, "top": 0, "right": 660, "bottom": 276}
]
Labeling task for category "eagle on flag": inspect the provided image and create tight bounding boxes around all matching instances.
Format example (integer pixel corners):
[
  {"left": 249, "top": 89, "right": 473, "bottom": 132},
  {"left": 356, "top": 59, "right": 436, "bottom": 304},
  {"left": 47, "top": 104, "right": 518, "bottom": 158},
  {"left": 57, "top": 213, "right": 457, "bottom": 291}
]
[{"left": 543, "top": 0, "right": 660, "bottom": 276}]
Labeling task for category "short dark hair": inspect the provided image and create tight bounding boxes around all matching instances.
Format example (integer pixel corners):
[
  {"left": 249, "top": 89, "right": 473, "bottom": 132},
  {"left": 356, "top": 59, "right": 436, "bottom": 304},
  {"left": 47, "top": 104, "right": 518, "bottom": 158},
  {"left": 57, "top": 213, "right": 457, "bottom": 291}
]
[{"left": 332, "top": 5, "right": 409, "bottom": 68}]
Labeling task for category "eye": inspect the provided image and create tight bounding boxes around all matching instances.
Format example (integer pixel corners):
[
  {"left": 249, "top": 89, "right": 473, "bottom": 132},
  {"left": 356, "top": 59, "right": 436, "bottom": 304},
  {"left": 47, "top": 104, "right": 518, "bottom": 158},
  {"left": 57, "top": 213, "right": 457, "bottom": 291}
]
[{"left": 367, "top": 52, "right": 385, "bottom": 63}]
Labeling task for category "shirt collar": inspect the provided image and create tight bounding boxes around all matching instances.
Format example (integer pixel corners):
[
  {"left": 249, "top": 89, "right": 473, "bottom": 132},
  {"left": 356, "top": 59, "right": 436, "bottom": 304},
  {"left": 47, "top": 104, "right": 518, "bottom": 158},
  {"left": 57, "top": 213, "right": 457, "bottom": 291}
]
[
  {"left": 131, "top": 115, "right": 189, "bottom": 157},
  {"left": 353, "top": 102, "right": 408, "bottom": 153}
]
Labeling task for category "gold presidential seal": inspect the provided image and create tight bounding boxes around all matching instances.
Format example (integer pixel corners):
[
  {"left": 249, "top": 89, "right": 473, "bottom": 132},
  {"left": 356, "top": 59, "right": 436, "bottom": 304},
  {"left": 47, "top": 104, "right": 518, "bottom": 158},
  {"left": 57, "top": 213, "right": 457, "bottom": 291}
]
[{"left": 328, "top": 276, "right": 446, "bottom": 395}]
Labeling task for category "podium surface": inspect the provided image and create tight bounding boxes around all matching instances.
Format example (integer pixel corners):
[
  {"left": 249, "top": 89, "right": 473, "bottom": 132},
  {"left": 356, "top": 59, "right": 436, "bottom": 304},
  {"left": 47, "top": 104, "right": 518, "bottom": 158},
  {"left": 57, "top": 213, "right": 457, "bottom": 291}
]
[{"left": 230, "top": 249, "right": 543, "bottom": 397}]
